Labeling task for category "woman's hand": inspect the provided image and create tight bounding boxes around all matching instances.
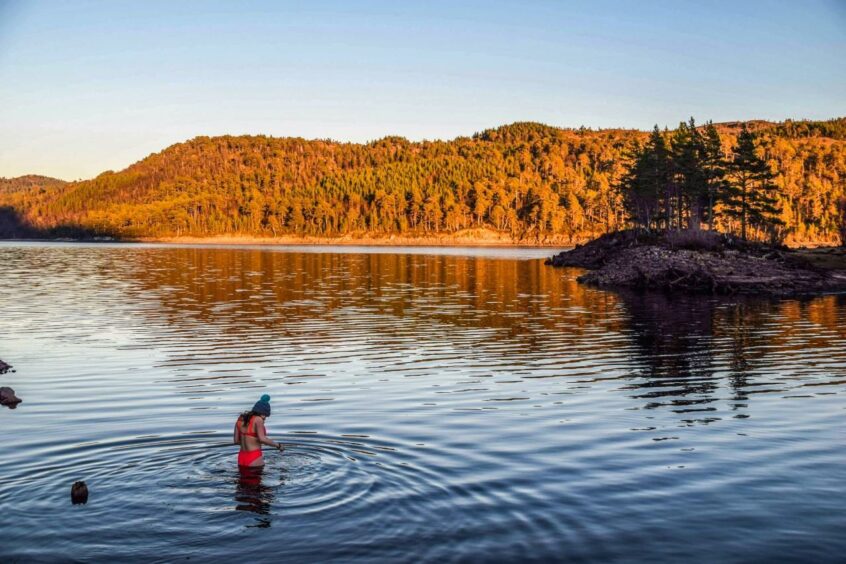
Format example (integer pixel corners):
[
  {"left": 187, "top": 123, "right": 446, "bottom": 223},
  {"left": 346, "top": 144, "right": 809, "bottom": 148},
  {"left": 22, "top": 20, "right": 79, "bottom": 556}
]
[{"left": 276, "top": 443, "right": 285, "bottom": 452}]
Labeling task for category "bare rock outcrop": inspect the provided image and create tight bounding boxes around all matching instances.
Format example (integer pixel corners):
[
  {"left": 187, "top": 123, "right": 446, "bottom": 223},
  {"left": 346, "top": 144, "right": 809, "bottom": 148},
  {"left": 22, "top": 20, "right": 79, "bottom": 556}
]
[{"left": 547, "top": 229, "right": 846, "bottom": 296}]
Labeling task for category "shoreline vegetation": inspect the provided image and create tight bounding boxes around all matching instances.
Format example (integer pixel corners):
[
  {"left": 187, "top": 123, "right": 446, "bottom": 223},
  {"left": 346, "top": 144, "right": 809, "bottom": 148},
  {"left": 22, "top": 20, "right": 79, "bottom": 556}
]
[
  {"left": 2, "top": 231, "right": 840, "bottom": 249},
  {"left": 545, "top": 118, "right": 846, "bottom": 296},
  {"left": 0, "top": 118, "right": 845, "bottom": 248},
  {"left": 142, "top": 228, "right": 576, "bottom": 247},
  {"left": 1, "top": 227, "right": 579, "bottom": 247}
]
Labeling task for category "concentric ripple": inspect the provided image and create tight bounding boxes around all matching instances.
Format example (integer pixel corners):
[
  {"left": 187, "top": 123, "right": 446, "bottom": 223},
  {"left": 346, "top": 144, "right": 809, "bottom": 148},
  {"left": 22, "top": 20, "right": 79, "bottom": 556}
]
[{"left": 1, "top": 242, "right": 845, "bottom": 562}]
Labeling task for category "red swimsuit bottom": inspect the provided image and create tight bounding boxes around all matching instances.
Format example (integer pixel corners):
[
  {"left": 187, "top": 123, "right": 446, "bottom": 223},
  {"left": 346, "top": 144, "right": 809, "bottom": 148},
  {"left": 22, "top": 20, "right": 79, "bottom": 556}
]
[
  {"left": 238, "top": 416, "right": 264, "bottom": 466},
  {"left": 238, "top": 449, "right": 263, "bottom": 466}
]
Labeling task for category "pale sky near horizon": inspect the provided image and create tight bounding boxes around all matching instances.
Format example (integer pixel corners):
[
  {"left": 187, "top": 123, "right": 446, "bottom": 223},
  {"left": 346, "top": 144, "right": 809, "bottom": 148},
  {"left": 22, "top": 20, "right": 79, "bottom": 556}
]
[{"left": 1, "top": 0, "right": 844, "bottom": 180}]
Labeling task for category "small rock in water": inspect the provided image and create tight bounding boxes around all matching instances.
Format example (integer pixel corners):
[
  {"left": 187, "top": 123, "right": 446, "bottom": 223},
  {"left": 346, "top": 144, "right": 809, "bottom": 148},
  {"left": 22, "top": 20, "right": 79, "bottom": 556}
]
[
  {"left": 0, "top": 359, "right": 11, "bottom": 374},
  {"left": 0, "top": 386, "right": 21, "bottom": 408},
  {"left": 71, "top": 481, "right": 89, "bottom": 505}
]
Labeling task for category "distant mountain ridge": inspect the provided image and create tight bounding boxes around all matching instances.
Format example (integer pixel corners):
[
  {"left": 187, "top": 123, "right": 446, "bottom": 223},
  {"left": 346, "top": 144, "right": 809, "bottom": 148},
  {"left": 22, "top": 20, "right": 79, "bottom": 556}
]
[
  {"left": 0, "top": 175, "right": 66, "bottom": 194},
  {"left": 2, "top": 117, "right": 844, "bottom": 244}
]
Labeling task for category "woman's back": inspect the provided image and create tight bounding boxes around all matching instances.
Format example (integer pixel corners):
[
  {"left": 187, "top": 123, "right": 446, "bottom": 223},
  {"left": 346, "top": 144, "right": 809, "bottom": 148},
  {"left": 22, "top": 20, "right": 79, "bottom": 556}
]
[
  {"left": 238, "top": 415, "right": 262, "bottom": 452},
  {"left": 234, "top": 395, "right": 282, "bottom": 468}
]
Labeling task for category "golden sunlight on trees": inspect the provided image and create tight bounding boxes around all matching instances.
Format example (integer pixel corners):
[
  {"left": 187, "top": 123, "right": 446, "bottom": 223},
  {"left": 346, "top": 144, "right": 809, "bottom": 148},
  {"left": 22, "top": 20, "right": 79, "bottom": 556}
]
[{"left": 0, "top": 119, "right": 844, "bottom": 245}]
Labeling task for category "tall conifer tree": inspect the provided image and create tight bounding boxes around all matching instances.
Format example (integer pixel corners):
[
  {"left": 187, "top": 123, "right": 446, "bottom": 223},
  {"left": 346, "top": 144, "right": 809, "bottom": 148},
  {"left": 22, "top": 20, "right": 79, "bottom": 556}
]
[
  {"left": 701, "top": 122, "right": 727, "bottom": 230},
  {"left": 722, "top": 125, "right": 782, "bottom": 240},
  {"left": 671, "top": 118, "right": 709, "bottom": 229},
  {"left": 619, "top": 126, "right": 673, "bottom": 229}
]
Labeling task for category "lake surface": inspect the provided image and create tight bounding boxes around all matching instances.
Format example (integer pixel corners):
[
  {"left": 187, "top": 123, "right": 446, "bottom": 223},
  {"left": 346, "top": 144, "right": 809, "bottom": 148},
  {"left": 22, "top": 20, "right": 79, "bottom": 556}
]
[{"left": 1, "top": 242, "right": 844, "bottom": 562}]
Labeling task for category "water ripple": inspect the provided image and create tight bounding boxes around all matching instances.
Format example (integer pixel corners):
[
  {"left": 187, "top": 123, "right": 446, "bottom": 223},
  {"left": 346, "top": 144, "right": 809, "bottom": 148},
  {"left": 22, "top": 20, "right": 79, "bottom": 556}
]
[{"left": 1, "top": 243, "right": 845, "bottom": 562}]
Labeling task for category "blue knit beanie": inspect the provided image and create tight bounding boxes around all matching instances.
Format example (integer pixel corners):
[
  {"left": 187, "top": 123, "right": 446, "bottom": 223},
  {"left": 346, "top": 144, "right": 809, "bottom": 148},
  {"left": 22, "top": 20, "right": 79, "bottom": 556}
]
[{"left": 252, "top": 394, "right": 271, "bottom": 416}]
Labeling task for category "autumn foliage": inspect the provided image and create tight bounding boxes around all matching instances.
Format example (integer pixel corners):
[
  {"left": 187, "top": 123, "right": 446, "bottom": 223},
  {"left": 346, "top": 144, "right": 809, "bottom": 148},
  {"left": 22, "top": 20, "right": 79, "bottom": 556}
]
[{"left": 1, "top": 118, "right": 844, "bottom": 245}]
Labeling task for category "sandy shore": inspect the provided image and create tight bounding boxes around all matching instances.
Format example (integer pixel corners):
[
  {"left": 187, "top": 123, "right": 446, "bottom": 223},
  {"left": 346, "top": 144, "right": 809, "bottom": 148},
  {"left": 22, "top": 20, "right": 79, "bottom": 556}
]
[
  {"left": 141, "top": 231, "right": 584, "bottom": 248},
  {"left": 4, "top": 229, "right": 841, "bottom": 251}
]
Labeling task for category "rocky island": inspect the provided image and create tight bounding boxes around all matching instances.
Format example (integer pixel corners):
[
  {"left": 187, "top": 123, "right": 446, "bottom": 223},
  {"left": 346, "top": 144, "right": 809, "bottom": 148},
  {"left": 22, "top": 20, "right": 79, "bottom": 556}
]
[{"left": 547, "top": 229, "right": 846, "bottom": 296}]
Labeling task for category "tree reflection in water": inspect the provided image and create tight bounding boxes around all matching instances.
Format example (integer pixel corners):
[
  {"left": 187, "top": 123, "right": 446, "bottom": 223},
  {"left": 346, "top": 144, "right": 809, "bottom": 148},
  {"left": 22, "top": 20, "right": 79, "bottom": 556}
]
[
  {"left": 618, "top": 290, "right": 846, "bottom": 423},
  {"left": 115, "top": 247, "right": 846, "bottom": 427},
  {"left": 617, "top": 290, "right": 722, "bottom": 423},
  {"left": 2, "top": 245, "right": 846, "bottom": 561}
]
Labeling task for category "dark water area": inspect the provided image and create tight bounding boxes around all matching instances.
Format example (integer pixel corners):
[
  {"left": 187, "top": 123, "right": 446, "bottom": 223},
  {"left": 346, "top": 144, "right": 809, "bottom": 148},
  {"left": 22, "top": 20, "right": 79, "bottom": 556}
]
[{"left": 1, "top": 242, "right": 844, "bottom": 562}]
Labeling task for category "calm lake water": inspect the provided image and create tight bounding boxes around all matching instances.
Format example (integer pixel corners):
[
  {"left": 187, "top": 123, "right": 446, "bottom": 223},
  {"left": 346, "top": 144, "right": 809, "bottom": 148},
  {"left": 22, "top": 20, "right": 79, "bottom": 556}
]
[{"left": 1, "top": 242, "right": 844, "bottom": 562}]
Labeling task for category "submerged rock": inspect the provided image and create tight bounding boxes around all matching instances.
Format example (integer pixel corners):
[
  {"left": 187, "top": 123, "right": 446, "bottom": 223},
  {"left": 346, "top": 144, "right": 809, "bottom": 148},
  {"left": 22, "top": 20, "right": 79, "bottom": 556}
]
[
  {"left": 0, "top": 386, "right": 21, "bottom": 407},
  {"left": 71, "top": 481, "right": 89, "bottom": 505},
  {"left": 0, "top": 359, "right": 10, "bottom": 374},
  {"left": 547, "top": 229, "right": 846, "bottom": 296}
]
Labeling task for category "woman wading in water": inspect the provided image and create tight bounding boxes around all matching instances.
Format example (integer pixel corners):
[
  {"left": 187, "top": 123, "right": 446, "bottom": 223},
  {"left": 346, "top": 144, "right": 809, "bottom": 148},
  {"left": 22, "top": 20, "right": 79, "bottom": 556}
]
[{"left": 234, "top": 395, "right": 283, "bottom": 467}]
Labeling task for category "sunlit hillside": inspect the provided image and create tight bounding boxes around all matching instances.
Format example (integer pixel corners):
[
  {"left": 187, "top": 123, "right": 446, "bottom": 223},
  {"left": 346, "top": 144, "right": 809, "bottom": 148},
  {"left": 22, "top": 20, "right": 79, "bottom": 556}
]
[{"left": 2, "top": 118, "right": 844, "bottom": 244}]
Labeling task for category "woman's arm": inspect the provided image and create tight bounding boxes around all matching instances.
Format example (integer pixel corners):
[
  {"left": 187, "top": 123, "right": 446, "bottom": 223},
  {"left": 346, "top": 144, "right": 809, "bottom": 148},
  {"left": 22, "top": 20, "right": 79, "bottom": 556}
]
[
  {"left": 233, "top": 422, "right": 241, "bottom": 445},
  {"left": 256, "top": 419, "right": 284, "bottom": 451}
]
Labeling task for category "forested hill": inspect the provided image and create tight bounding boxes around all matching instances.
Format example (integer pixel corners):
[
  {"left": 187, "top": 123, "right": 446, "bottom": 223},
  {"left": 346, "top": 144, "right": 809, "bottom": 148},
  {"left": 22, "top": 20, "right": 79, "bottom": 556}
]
[
  {"left": 2, "top": 118, "right": 845, "bottom": 244},
  {"left": 0, "top": 175, "right": 66, "bottom": 194}
]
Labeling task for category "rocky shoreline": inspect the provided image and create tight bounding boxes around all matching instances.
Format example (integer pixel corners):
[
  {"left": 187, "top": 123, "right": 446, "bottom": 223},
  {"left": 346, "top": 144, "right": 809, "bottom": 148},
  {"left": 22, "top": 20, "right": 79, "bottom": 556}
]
[{"left": 547, "top": 230, "right": 846, "bottom": 296}]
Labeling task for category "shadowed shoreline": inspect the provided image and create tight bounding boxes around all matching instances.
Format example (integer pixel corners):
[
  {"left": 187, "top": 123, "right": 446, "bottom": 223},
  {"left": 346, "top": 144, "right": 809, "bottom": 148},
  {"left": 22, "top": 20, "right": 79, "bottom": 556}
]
[
  {"left": 0, "top": 206, "right": 117, "bottom": 241},
  {"left": 548, "top": 229, "right": 846, "bottom": 296}
]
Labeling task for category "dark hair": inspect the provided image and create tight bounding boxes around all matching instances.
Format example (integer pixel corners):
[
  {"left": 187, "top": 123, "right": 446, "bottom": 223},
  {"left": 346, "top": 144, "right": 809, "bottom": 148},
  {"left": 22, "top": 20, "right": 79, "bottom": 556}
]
[{"left": 240, "top": 410, "right": 262, "bottom": 427}]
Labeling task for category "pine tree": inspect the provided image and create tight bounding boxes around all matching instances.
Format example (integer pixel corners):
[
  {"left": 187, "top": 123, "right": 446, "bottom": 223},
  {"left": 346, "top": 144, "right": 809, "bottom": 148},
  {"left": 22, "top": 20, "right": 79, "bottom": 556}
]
[
  {"left": 671, "top": 118, "right": 708, "bottom": 229},
  {"left": 619, "top": 126, "right": 673, "bottom": 230},
  {"left": 701, "top": 121, "right": 727, "bottom": 230},
  {"left": 722, "top": 125, "right": 782, "bottom": 240},
  {"left": 658, "top": 127, "right": 677, "bottom": 229},
  {"left": 619, "top": 142, "right": 652, "bottom": 228}
]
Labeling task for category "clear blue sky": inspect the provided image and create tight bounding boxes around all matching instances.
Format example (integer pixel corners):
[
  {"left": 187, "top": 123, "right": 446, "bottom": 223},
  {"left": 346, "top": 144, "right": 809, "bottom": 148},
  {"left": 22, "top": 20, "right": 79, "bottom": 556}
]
[{"left": 1, "top": 0, "right": 844, "bottom": 180}]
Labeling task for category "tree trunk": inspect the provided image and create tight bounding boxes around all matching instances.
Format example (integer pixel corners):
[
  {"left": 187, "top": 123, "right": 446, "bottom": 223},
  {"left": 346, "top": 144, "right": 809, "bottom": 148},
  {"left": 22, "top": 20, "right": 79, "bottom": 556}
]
[
  {"left": 667, "top": 190, "right": 673, "bottom": 231},
  {"left": 690, "top": 201, "right": 702, "bottom": 231},
  {"left": 708, "top": 190, "right": 714, "bottom": 231}
]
